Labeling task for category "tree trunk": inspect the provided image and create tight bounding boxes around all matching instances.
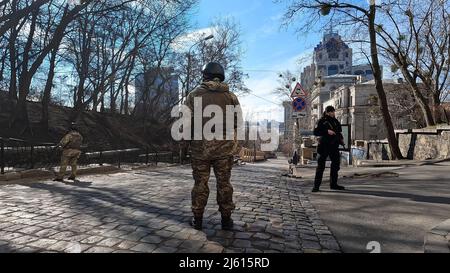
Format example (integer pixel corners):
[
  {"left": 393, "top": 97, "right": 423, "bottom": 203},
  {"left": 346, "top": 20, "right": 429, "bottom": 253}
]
[
  {"left": 432, "top": 94, "right": 443, "bottom": 124},
  {"left": 74, "top": 76, "right": 86, "bottom": 112},
  {"left": 100, "top": 95, "right": 105, "bottom": 113},
  {"left": 119, "top": 87, "right": 124, "bottom": 114},
  {"left": 40, "top": 47, "right": 58, "bottom": 130},
  {"left": 0, "top": 0, "right": 50, "bottom": 38},
  {"left": 123, "top": 54, "right": 136, "bottom": 115},
  {"left": 124, "top": 84, "right": 129, "bottom": 115},
  {"left": 8, "top": 28, "right": 17, "bottom": 100},
  {"left": 9, "top": 9, "right": 38, "bottom": 135},
  {"left": 397, "top": 60, "right": 435, "bottom": 127},
  {"left": 10, "top": 78, "right": 32, "bottom": 136},
  {"left": 92, "top": 92, "right": 98, "bottom": 111},
  {"left": 368, "top": 4, "right": 404, "bottom": 159},
  {"left": 0, "top": 50, "right": 5, "bottom": 83}
]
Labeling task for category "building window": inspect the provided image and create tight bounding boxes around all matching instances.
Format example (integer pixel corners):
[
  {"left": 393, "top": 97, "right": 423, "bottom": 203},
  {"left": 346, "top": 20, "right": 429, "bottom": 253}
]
[{"left": 328, "top": 65, "right": 338, "bottom": 76}]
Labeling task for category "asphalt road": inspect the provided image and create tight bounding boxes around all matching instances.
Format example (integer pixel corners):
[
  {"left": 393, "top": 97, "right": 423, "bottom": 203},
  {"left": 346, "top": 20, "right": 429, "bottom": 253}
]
[{"left": 296, "top": 161, "right": 450, "bottom": 253}]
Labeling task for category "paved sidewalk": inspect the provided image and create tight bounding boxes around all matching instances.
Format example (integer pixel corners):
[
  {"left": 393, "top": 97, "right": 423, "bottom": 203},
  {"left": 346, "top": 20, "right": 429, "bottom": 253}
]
[
  {"left": 294, "top": 162, "right": 450, "bottom": 253},
  {"left": 0, "top": 159, "right": 340, "bottom": 253}
]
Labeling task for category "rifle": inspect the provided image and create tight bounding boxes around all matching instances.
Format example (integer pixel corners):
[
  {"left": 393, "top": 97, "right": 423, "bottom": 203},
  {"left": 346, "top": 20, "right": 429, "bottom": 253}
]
[{"left": 46, "top": 144, "right": 60, "bottom": 176}]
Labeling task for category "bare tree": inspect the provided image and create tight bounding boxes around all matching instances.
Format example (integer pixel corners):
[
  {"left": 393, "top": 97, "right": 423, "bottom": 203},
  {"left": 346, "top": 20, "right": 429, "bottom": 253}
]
[
  {"left": 0, "top": 0, "right": 51, "bottom": 38},
  {"left": 278, "top": 0, "right": 405, "bottom": 159},
  {"left": 62, "top": 0, "right": 195, "bottom": 122},
  {"left": 272, "top": 70, "right": 298, "bottom": 100},
  {"left": 178, "top": 17, "right": 250, "bottom": 101},
  {"left": 8, "top": 0, "right": 94, "bottom": 134},
  {"left": 371, "top": 0, "right": 449, "bottom": 126}
]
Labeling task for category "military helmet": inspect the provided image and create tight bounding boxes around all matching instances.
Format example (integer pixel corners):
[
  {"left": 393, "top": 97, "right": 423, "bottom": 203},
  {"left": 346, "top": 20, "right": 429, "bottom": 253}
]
[
  {"left": 202, "top": 62, "right": 225, "bottom": 81},
  {"left": 70, "top": 122, "right": 78, "bottom": 131}
]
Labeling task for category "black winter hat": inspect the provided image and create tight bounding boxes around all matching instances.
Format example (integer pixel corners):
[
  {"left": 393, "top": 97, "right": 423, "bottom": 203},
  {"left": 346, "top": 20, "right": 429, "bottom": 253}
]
[{"left": 325, "top": 106, "right": 336, "bottom": 113}]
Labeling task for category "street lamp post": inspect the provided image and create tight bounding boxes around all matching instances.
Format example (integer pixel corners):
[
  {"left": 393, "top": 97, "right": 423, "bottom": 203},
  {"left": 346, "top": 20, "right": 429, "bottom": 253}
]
[
  {"left": 280, "top": 75, "right": 302, "bottom": 161},
  {"left": 180, "top": 34, "right": 214, "bottom": 165},
  {"left": 185, "top": 34, "right": 214, "bottom": 101}
]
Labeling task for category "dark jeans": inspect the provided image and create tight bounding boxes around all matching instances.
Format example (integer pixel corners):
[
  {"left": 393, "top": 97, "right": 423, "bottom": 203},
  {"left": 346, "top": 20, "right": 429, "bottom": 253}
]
[{"left": 314, "top": 147, "right": 341, "bottom": 189}]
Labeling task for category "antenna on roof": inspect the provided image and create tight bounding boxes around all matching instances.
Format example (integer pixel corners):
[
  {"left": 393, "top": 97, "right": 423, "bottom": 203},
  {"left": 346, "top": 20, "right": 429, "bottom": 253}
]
[{"left": 325, "top": 20, "right": 337, "bottom": 35}]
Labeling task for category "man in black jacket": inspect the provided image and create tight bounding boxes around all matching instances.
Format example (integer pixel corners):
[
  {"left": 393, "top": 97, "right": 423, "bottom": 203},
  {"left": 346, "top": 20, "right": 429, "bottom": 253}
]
[{"left": 313, "top": 106, "right": 346, "bottom": 192}]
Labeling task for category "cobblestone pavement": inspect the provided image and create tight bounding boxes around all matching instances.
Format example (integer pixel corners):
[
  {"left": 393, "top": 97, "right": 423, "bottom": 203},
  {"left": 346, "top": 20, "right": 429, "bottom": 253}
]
[{"left": 0, "top": 158, "right": 341, "bottom": 253}]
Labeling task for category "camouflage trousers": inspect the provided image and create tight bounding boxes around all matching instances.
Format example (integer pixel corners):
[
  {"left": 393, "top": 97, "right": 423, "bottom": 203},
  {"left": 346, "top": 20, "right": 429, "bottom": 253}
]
[
  {"left": 56, "top": 149, "right": 81, "bottom": 179},
  {"left": 191, "top": 156, "right": 235, "bottom": 218}
]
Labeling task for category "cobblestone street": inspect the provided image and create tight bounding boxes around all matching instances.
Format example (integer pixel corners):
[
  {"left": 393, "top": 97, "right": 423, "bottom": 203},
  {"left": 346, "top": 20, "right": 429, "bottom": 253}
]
[{"left": 0, "top": 158, "right": 340, "bottom": 253}]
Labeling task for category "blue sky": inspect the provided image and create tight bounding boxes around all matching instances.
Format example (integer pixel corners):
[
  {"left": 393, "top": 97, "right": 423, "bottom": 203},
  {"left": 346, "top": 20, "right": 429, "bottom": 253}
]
[{"left": 191, "top": 0, "right": 323, "bottom": 122}]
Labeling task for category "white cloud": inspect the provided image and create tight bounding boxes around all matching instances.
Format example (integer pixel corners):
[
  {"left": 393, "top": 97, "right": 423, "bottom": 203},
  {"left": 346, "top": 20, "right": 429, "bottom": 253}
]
[
  {"left": 238, "top": 50, "right": 313, "bottom": 122},
  {"left": 256, "top": 12, "right": 284, "bottom": 37}
]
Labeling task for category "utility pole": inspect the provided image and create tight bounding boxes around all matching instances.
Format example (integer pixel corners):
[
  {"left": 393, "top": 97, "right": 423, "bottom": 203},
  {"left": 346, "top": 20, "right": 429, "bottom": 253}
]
[
  {"left": 254, "top": 138, "right": 257, "bottom": 163},
  {"left": 280, "top": 74, "right": 300, "bottom": 160},
  {"left": 180, "top": 34, "right": 214, "bottom": 165},
  {"left": 184, "top": 34, "right": 214, "bottom": 102}
]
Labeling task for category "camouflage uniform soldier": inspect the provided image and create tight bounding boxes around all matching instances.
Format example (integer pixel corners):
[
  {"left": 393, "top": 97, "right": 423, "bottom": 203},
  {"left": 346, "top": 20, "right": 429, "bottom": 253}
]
[
  {"left": 54, "top": 123, "right": 83, "bottom": 182},
  {"left": 185, "top": 62, "right": 241, "bottom": 230}
]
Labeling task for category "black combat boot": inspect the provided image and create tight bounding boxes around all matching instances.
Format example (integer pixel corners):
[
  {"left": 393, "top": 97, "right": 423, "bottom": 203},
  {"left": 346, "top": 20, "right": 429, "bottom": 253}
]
[
  {"left": 221, "top": 216, "right": 234, "bottom": 230},
  {"left": 53, "top": 178, "right": 64, "bottom": 182},
  {"left": 68, "top": 176, "right": 76, "bottom": 181},
  {"left": 330, "top": 185, "right": 346, "bottom": 191},
  {"left": 312, "top": 188, "right": 321, "bottom": 193},
  {"left": 190, "top": 217, "right": 203, "bottom": 230}
]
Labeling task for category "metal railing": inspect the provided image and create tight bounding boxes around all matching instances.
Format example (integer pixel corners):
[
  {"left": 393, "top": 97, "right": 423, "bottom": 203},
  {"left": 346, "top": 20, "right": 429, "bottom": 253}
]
[{"left": 0, "top": 137, "right": 177, "bottom": 175}]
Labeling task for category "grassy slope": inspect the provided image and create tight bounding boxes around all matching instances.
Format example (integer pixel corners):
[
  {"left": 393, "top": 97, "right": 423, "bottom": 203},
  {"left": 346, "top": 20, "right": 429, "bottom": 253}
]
[{"left": 0, "top": 92, "right": 172, "bottom": 151}]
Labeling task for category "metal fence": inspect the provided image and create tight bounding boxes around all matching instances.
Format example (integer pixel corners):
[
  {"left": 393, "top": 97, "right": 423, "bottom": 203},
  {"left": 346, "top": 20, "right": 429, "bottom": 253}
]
[{"left": 0, "top": 137, "right": 177, "bottom": 175}]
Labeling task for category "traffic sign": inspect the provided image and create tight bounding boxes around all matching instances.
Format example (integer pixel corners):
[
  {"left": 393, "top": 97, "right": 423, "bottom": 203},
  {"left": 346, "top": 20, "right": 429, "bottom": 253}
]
[
  {"left": 292, "top": 97, "right": 307, "bottom": 112},
  {"left": 292, "top": 112, "right": 306, "bottom": 118},
  {"left": 290, "top": 83, "right": 308, "bottom": 98}
]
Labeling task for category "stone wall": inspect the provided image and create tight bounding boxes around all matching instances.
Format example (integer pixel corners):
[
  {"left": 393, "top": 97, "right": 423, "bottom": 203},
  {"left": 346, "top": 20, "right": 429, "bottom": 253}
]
[
  {"left": 398, "top": 129, "right": 450, "bottom": 160},
  {"left": 367, "top": 141, "right": 392, "bottom": 160}
]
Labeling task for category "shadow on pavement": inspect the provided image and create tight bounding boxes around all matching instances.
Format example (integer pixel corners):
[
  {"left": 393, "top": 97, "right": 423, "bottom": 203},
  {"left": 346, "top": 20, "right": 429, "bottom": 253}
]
[
  {"left": 62, "top": 180, "right": 93, "bottom": 187},
  {"left": 26, "top": 181, "right": 192, "bottom": 235},
  {"left": 341, "top": 189, "right": 450, "bottom": 205},
  {"left": 0, "top": 243, "right": 19, "bottom": 253}
]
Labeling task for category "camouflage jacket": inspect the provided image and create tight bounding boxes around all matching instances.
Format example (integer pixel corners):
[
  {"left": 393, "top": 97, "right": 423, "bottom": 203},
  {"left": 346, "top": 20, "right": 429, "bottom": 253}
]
[
  {"left": 185, "top": 80, "right": 241, "bottom": 160},
  {"left": 58, "top": 130, "right": 83, "bottom": 150}
]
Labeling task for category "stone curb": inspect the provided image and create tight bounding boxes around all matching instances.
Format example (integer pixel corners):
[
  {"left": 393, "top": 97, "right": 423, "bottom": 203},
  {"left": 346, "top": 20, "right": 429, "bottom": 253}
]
[
  {"left": 0, "top": 166, "right": 119, "bottom": 183},
  {"left": 424, "top": 219, "right": 450, "bottom": 253},
  {"left": 355, "top": 157, "right": 450, "bottom": 168}
]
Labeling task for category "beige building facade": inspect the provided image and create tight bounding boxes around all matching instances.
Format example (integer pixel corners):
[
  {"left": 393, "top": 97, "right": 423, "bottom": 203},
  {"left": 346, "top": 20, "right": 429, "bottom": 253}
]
[{"left": 322, "top": 79, "right": 418, "bottom": 143}]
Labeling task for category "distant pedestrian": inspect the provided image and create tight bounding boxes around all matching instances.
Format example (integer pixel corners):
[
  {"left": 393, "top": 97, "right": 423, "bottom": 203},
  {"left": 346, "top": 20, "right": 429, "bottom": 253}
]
[
  {"left": 54, "top": 122, "right": 83, "bottom": 182},
  {"left": 312, "top": 106, "right": 346, "bottom": 192},
  {"left": 292, "top": 151, "right": 299, "bottom": 166}
]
